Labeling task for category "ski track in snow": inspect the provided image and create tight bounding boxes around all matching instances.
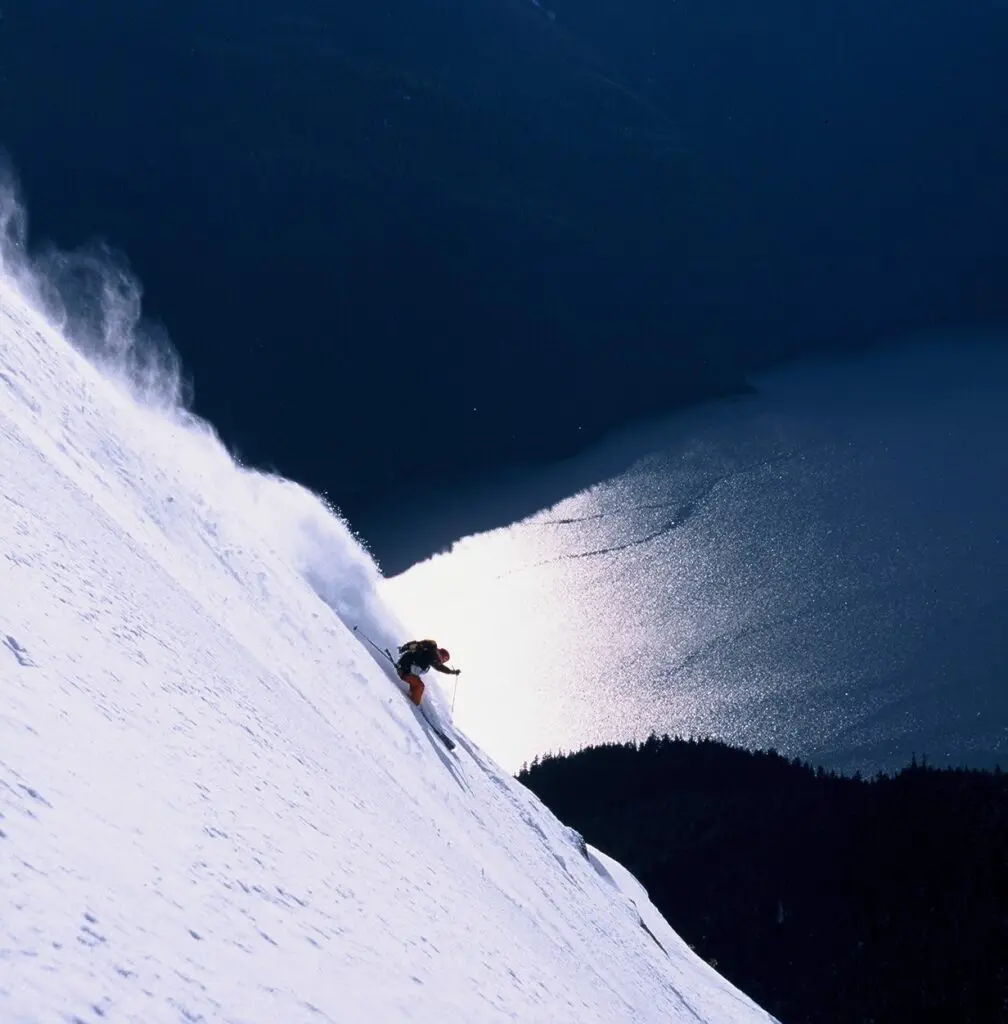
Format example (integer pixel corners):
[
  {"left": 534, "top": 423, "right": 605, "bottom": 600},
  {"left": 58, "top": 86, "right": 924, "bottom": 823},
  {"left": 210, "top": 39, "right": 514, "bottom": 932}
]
[{"left": 0, "top": 271, "right": 778, "bottom": 1023}]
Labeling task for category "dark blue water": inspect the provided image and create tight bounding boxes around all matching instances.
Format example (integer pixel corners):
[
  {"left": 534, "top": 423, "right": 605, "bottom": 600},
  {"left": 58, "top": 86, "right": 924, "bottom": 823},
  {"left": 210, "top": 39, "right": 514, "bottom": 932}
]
[{"left": 385, "top": 341, "right": 1008, "bottom": 774}]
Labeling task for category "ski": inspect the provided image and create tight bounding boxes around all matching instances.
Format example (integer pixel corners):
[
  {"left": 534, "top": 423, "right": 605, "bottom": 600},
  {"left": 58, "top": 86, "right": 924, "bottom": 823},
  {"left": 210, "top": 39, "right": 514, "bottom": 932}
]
[
  {"left": 428, "top": 723, "right": 456, "bottom": 751},
  {"left": 418, "top": 703, "right": 456, "bottom": 750}
]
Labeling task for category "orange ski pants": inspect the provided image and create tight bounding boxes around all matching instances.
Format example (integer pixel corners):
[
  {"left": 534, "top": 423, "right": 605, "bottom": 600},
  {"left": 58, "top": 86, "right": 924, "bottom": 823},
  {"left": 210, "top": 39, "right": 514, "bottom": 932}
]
[{"left": 398, "top": 670, "right": 425, "bottom": 706}]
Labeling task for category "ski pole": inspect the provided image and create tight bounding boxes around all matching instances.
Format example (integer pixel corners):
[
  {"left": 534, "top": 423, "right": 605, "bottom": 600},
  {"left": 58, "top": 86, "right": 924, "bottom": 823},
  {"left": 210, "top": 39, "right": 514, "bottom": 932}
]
[
  {"left": 352, "top": 625, "right": 395, "bottom": 665},
  {"left": 451, "top": 674, "right": 459, "bottom": 715}
]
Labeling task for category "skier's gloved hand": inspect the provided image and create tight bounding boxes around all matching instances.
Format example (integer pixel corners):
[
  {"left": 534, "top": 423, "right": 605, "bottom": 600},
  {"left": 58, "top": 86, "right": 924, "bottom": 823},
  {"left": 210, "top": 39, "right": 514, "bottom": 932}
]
[{"left": 453, "top": 668, "right": 462, "bottom": 676}]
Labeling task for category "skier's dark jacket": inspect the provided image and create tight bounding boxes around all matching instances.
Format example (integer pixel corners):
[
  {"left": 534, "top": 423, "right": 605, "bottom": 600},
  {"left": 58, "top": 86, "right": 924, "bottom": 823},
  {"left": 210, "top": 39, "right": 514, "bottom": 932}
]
[{"left": 396, "top": 640, "right": 453, "bottom": 676}]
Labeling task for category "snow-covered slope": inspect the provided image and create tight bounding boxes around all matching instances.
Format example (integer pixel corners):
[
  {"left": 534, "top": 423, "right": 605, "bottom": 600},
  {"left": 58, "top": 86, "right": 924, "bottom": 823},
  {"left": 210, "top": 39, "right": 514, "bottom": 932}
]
[{"left": 0, "top": 201, "right": 776, "bottom": 1022}]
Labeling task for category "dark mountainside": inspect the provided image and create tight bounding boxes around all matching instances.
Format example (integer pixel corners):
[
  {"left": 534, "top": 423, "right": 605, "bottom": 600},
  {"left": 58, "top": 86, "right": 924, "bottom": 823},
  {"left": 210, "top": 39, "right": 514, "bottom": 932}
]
[
  {"left": 519, "top": 737, "right": 1008, "bottom": 1024},
  {"left": 3, "top": 0, "right": 1007, "bottom": 560}
]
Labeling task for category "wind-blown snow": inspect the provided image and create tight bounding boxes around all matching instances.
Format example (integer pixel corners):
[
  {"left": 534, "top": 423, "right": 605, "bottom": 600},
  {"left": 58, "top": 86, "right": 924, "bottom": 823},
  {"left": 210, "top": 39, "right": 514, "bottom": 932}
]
[{"left": 0, "top": 187, "right": 776, "bottom": 1022}]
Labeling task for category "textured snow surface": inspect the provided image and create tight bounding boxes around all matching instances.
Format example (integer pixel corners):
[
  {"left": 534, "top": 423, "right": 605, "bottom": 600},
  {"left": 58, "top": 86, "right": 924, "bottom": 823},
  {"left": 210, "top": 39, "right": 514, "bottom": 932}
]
[{"left": 0, "top": 274, "right": 776, "bottom": 1023}]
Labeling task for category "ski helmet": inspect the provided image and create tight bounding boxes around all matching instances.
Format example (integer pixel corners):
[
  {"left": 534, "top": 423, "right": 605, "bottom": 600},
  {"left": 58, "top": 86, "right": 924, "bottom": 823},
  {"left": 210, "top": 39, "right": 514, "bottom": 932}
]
[{"left": 437, "top": 647, "right": 451, "bottom": 663}]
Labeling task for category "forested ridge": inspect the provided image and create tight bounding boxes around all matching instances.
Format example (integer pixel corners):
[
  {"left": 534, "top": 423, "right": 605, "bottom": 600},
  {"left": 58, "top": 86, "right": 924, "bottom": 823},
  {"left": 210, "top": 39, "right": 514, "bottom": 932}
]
[{"left": 519, "top": 736, "right": 1008, "bottom": 1024}]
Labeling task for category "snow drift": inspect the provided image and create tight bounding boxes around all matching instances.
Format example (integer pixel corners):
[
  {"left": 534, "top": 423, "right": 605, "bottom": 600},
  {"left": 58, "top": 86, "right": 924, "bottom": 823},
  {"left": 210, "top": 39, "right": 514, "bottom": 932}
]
[{"left": 0, "top": 182, "right": 776, "bottom": 1023}]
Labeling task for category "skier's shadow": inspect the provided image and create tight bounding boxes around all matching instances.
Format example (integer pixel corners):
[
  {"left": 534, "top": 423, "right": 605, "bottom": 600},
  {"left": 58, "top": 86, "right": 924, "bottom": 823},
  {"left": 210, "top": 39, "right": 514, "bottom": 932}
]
[{"left": 411, "top": 706, "right": 469, "bottom": 794}]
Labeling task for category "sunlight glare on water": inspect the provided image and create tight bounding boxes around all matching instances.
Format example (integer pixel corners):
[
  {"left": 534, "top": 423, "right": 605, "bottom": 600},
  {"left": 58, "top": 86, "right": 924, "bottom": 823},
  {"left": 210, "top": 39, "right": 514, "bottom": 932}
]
[
  {"left": 382, "top": 503, "right": 650, "bottom": 772},
  {"left": 383, "top": 466, "right": 778, "bottom": 772}
]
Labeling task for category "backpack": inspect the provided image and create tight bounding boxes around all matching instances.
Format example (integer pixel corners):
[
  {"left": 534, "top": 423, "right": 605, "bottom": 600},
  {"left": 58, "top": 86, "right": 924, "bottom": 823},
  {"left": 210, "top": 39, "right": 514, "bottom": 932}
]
[{"left": 398, "top": 639, "right": 439, "bottom": 661}]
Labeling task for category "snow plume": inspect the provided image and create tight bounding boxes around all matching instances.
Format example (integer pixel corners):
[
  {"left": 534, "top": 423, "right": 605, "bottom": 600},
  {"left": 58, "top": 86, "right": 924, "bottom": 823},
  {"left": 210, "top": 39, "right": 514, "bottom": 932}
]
[
  {"left": 0, "top": 171, "right": 396, "bottom": 654},
  {"left": 0, "top": 168, "right": 185, "bottom": 411}
]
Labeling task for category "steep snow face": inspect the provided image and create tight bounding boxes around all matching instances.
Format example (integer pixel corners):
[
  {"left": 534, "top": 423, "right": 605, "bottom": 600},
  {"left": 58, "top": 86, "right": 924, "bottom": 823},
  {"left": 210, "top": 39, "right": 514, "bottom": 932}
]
[{"left": 0, "top": 268, "right": 776, "bottom": 1021}]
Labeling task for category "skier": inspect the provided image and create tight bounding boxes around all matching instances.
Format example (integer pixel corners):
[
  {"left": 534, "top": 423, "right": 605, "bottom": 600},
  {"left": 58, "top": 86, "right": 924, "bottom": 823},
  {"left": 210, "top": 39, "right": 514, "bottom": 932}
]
[{"left": 395, "top": 639, "right": 460, "bottom": 706}]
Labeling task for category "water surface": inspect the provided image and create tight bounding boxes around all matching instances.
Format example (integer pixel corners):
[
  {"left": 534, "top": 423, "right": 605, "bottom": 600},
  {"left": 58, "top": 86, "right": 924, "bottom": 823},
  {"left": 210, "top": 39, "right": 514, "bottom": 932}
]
[{"left": 383, "top": 341, "right": 1008, "bottom": 774}]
